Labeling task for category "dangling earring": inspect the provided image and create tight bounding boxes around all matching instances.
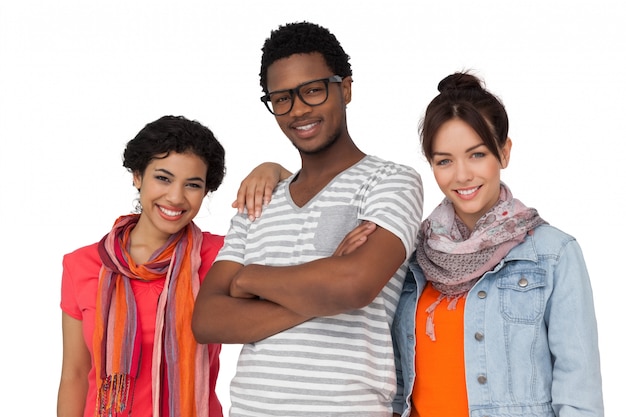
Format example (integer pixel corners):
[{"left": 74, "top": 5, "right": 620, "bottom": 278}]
[
  {"left": 132, "top": 186, "right": 142, "bottom": 213},
  {"left": 132, "top": 198, "right": 142, "bottom": 213}
]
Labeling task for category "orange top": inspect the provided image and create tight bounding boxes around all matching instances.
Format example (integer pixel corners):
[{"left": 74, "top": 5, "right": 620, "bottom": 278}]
[{"left": 410, "top": 282, "right": 469, "bottom": 417}]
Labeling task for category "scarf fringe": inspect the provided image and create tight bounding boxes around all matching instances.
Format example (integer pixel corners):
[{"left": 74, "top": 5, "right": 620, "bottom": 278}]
[
  {"left": 425, "top": 293, "right": 466, "bottom": 341},
  {"left": 96, "top": 374, "right": 135, "bottom": 416}
]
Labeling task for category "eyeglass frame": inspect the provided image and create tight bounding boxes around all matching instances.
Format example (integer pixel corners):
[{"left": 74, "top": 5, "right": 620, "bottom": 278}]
[{"left": 260, "top": 75, "right": 344, "bottom": 116}]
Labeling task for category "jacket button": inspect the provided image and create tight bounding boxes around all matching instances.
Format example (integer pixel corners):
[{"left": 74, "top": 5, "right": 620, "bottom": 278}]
[
  {"left": 477, "top": 290, "right": 487, "bottom": 299},
  {"left": 477, "top": 374, "right": 487, "bottom": 384},
  {"left": 518, "top": 277, "right": 529, "bottom": 287},
  {"left": 474, "top": 332, "right": 484, "bottom": 341}
]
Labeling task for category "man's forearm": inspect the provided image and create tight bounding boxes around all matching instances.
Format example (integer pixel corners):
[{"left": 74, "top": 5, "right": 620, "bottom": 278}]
[{"left": 192, "top": 293, "right": 310, "bottom": 344}]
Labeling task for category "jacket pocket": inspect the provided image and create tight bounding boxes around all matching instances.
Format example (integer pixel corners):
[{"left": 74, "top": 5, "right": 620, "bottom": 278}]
[{"left": 497, "top": 268, "right": 546, "bottom": 323}]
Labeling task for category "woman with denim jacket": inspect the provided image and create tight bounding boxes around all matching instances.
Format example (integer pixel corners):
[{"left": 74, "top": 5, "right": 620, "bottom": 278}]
[{"left": 391, "top": 72, "right": 603, "bottom": 417}]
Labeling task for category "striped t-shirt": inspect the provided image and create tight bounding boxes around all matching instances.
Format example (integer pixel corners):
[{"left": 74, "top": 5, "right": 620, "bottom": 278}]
[{"left": 217, "top": 155, "right": 423, "bottom": 416}]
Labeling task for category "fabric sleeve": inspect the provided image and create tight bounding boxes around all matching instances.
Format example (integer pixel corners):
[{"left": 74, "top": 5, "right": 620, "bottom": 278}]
[
  {"left": 60, "top": 254, "right": 83, "bottom": 320},
  {"left": 392, "top": 327, "right": 407, "bottom": 415},
  {"left": 60, "top": 243, "right": 100, "bottom": 320},
  {"left": 546, "top": 238, "right": 604, "bottom": 416},
  {"left": 214, "top": 213, "right": 249, "bottom": 264},
  {"left": 360, "top": 163, "right": 423, "bottom": 258}
]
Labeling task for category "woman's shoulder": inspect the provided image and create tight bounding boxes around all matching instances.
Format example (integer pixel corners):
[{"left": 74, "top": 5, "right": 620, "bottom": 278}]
[
  {"left": 200, "top": 232, "right": 224, "bottom": 260},
  {"left": 62, "top": 242, "right": 102, "bottom": 292},
  {"left": 63, "top": 242, "right": 100, "bottom": 266},
  {"left": 511, "top": 224, "right": 580, "bottom": 260},
  {"left": 530, "top": 224, "right": 577, "bottom": 247},
  {"left": 198, "top": 232, "right": 225, "bottom": 280},
  {"left": 201, "top": 231, "right": 224, "bottom": 248}
]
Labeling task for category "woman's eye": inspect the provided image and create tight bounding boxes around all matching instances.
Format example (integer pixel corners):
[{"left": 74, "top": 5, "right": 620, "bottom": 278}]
[
  {"left": 156, "top": 175, "right": 170, "bottom": 182},
  {"left": 471, "top": 152, "right": 486, "bottom": 159},
  {"left": 435, "top": 159, "right": 451, "bottom": 166},
  {"left": 187, "top": 183, "right": 202, "bottom": 189}
]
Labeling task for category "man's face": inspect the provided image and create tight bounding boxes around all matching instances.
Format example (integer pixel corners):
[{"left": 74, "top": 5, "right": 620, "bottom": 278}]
[{"left": 265, "top": 52, "right": 351, "bottom": 155}]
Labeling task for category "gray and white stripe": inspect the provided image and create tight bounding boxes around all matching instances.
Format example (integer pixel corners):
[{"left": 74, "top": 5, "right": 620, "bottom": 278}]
[{"left": 218, "top": 155, "right": 423, "bottom": 416}]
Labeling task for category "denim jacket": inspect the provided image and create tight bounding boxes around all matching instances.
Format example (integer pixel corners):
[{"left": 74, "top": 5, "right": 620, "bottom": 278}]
[{"left": 392, "top": 224, "right": 604, "bottom": 417}]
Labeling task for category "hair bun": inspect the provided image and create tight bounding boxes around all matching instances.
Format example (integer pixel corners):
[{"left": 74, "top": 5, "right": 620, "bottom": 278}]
[{"left": 437, "top": 72, "right": 483, "bottom": 93}]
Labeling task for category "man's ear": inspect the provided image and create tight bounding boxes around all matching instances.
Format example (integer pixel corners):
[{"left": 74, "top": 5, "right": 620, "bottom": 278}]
[{"left": 342, "top": 76, "right": 353, "bottom": 105}]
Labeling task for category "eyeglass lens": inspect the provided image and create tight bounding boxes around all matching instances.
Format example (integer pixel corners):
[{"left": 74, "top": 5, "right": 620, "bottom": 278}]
[{"left": 268, "top": 79, "right": 331, "bottom": 115}]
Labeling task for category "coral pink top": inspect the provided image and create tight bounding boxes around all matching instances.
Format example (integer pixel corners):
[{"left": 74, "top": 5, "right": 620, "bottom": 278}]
[{"left": 61, "top": 232, "right": 224, "bottom": 417}]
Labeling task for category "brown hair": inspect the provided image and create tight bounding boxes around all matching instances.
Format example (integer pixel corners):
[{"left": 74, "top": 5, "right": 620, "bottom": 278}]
[{"left": 419, "top": 72, "right": 509, "bottom": 164}]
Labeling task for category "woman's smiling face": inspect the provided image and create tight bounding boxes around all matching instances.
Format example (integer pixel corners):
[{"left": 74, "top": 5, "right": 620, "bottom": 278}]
[
  {"left": 133, "top": 151, "right": 208, "bottom": 244},
  {"left": 431, "top": 118, "right": 511, "bottom": 230}
]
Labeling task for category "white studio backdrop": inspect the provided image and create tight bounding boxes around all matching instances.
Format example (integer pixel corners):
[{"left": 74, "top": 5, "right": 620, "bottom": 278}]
[{"left": 1, "top": 0, "right": 623, "bottom": 414}]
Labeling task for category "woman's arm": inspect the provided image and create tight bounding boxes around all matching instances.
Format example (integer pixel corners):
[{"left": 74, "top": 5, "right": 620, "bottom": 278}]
[
  {"left": 547, "top": 239, "right": 604, "bottom": 415},
  {"left": 57, "top": 312, "right": 91, "bottom": 417}
]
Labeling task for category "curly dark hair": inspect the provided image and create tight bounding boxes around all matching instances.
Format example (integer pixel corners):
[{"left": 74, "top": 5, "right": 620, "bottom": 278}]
[
  {"left": 420, "top": 72, "right": 509, "bottom": 165},
  {"left": 259, "top": 21, "right": 352, "bottom": 93},
  {"left": 123, "top": 115, "right": 226, "bottom": 193}
]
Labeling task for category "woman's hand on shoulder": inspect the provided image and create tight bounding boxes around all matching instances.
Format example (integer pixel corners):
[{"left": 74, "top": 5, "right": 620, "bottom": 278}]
[{"left": 232, "top": 162, "right": 292, "bottom": 221}]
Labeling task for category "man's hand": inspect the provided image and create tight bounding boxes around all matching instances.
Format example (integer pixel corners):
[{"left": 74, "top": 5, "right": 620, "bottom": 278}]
[{"left": 333, "top": 221, "right": 376, "bottom": 256}]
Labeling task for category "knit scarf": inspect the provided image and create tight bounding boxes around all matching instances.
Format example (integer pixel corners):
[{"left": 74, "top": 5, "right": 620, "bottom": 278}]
[
  {"left": 415, "top": 184, "right": 545, "bottom": 340},
  {"left": 93, "top": 214, "right": 209, "bottom": 417}
]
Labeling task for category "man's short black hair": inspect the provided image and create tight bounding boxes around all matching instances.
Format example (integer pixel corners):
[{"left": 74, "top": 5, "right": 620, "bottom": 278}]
[{"left": 259, "top": 21, "right": 352, "bottom": 93}]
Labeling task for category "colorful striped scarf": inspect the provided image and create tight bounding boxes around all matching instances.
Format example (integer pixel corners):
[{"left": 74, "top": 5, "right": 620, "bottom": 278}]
[{"left": 93, "top": 214, "right": 209, "bottom": 417}]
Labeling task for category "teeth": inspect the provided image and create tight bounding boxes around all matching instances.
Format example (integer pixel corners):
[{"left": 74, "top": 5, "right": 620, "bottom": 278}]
[
  {"left": 295, "top": 123, "right": 316, "bottom": 131},
  {"left": 159, "top": 207, "right": 183, "bottom": 216},
  {"left": 457, "top": 187, "right": 478, "bottom": 195}
]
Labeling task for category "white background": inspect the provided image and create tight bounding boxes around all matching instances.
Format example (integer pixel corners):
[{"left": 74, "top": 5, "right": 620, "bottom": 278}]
[{"left": 1, "top": 1, "right": 623, "bottom": 414}]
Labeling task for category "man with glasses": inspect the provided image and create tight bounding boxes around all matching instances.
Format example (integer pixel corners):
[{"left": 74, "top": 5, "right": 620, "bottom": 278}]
[{"left": 193, "top": 21, "right": 423, "bottom": 416}]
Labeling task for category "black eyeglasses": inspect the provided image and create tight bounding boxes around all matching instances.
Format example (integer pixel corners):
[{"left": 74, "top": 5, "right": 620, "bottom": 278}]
[{"left": 260, "top": 75, "right": 343, "bottom": 116}]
